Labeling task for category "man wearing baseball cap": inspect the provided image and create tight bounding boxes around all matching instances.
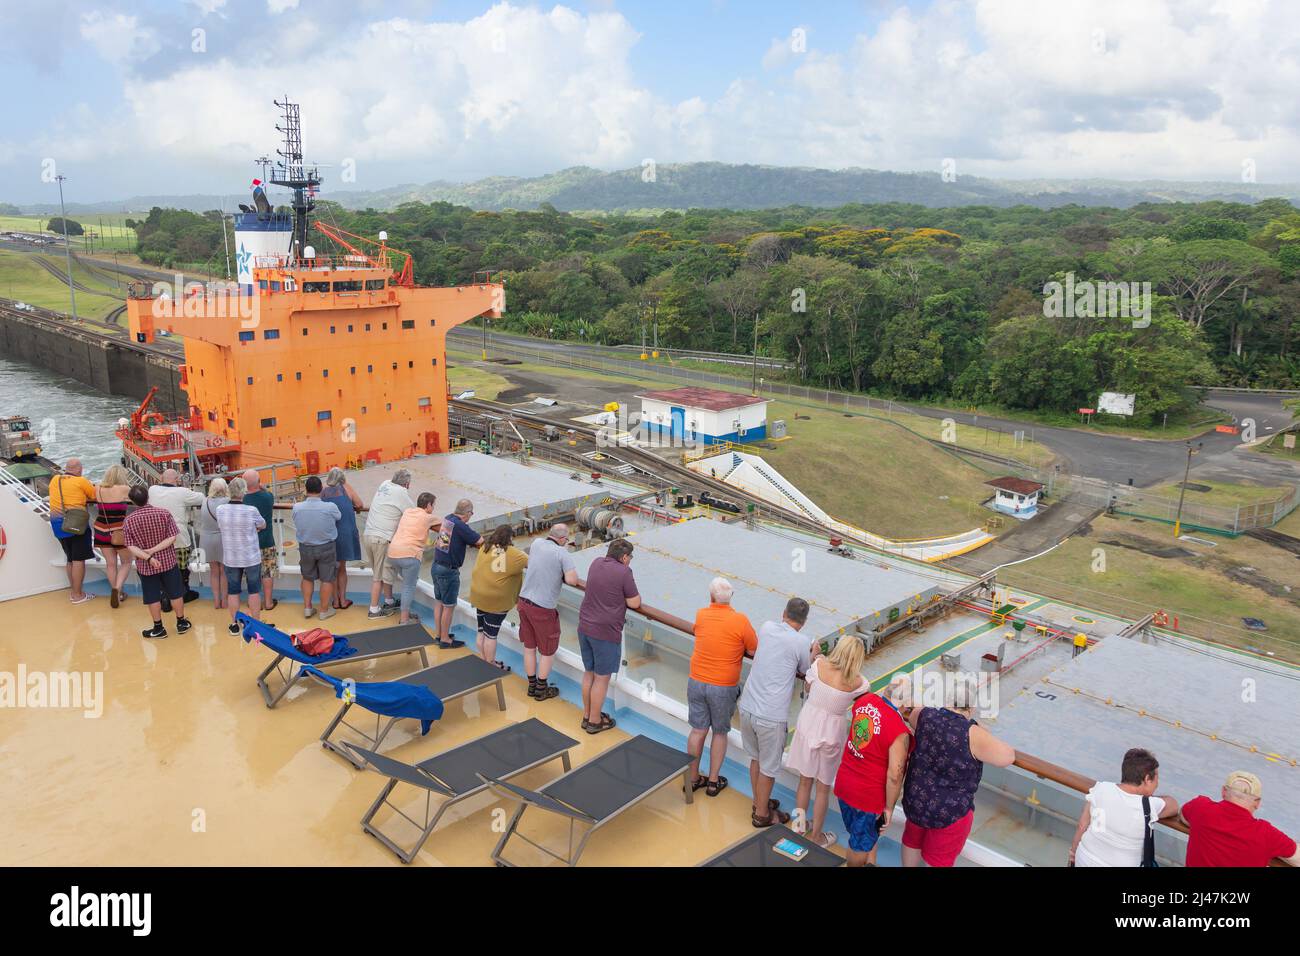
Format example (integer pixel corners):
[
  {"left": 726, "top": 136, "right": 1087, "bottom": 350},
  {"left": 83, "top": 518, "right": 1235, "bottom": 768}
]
[{"left": 1180, "top": 771, "right": 1300, "bottom": 867}]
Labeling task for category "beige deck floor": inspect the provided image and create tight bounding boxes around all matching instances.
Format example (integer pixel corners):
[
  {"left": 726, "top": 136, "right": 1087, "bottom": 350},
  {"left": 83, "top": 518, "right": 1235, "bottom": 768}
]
[{"left": 1, "top": 590, "right": 828, "bottom": 866}]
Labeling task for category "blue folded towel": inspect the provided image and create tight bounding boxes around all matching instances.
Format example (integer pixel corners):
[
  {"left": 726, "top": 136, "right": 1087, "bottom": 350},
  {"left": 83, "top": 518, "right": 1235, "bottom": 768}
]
[
  {"left": 236, "top": 614, "right": 358, "bottom": 665},
  {"left": 301, "top": 666, "right": 445, "bottom": 735}
]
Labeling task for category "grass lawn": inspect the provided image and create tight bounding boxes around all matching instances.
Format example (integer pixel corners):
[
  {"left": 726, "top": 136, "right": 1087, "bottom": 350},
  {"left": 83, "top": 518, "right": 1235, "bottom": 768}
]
[
  {"left": 755, "top": 400, "right": 1000, "bottom": 538},
  {"left": 445, "top": 361, "right": 512, "bottom": 402},
  {"left": 898, "top": 397, "right": 1230, "bottom": 440},
  {"left": 1001, "top": 513, "right": 1300, "bottom": 661},
  {"left": 1, "top": 213, "right": 140, "bottom": 252},
  {"left": 0, "top": 250, "right": 123, "bottom": 320},
  {"left": 1150, "top": 479, "right": 1293, "bottom": 508}
]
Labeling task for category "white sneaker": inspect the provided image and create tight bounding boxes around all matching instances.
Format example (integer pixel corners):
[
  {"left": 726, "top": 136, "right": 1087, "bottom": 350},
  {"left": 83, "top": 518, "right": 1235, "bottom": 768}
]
[
  {"left": 303, "top": 607, "right": 317, "bottom": 619},
  {"left": 319, "top": 607, "right": 336, "bottom": 622}
]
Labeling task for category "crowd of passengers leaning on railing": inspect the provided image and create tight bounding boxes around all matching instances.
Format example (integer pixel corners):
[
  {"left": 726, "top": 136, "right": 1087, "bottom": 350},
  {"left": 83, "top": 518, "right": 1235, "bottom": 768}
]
[{"left": 44, "top": 460, "right": 1300, "bottom": 868}]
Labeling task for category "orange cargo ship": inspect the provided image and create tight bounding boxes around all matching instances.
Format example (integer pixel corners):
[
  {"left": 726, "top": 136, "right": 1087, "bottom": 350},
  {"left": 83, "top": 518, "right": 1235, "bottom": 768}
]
[{"left": 123, "top": 100, "right": 503, "bottom": 483}]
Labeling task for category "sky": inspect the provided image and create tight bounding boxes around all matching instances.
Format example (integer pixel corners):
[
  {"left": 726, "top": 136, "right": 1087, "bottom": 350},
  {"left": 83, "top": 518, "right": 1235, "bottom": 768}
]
[{"left": 2, "top": 0, "right": 1299, "bottom": 204}]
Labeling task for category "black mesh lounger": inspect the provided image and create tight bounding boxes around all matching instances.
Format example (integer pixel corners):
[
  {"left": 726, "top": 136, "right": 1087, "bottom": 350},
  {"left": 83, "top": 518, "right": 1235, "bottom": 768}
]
[
  {"left": 314, "top": 654, "right": 510, "bottom": 767},
  {"left": 698, "top": 824, "right": 845, "bottom": 867},
  {"left": 346, "top": 718, "right": 579, "bottom": 864},
  {"left": 254, "top": 622, "right": 434, "bottom": 709},
  {"left": 483, "top": 734, "right": 693, "bottom": 867}
]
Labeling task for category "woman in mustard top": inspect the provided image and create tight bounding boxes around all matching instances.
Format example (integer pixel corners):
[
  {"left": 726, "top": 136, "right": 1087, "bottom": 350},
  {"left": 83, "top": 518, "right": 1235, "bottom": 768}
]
[{"left": 469, "top": 525, "right": 528, "bottom": 671}]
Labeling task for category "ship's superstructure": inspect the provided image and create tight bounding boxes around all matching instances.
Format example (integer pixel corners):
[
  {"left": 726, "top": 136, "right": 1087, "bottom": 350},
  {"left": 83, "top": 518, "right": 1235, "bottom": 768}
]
[{"left": 124, "top": 101, "right": 503, "bottom": 480}]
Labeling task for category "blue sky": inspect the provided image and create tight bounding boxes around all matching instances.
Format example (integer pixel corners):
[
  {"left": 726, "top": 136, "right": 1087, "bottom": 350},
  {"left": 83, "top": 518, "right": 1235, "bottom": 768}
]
[{"left": 1, "top": 0, "right": 1297, "bottom": 204}]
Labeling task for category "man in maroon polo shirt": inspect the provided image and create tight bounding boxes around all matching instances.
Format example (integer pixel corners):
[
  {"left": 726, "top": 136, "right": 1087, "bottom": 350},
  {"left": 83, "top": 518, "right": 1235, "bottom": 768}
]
[{"left": 1180, "top": 770, "right": 1299, "bottom": 867}]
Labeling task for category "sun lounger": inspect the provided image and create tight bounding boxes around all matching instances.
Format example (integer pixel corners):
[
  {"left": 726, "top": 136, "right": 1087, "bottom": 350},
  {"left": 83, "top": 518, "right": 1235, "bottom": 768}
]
[
  {"left": 698, "top": 824, "right": 844, "bottom": 867},
  {"left": 483, "top": 734, "right": 693, "bottom": 867},
  {"left": 236, "top": 613, "right": 433, "bottom": 708},
  {"left": 310, "top": 654, "right": 510, "bottom": 767},
  {"left": 346, "top": 718, "right": 579, "bottom": 864}
]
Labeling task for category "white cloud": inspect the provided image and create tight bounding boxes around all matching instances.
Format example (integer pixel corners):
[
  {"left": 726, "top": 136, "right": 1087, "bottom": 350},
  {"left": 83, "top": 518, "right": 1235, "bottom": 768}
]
[
  {"left": 10, "top": 0, "right": 1300, "bottom": 199},
  {"left": 79, "top": 11, "right": 161, "bottom": 65},
  {"left": 267, "top": 0, "right": 298, "bottom": 13}
]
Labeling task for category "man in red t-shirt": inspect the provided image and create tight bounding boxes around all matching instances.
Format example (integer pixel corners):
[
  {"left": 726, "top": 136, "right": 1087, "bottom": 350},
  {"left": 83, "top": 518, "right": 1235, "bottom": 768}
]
[
  {"left": 1180, "top": 771, "right": 1299, "bottom": 867},
  {"left": 833, "top": 689, "right": 910, "bottom": 867}
]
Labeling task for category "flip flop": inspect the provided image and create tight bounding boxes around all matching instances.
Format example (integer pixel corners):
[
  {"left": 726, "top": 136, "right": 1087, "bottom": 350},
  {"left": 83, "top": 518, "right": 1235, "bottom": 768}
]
[
  {"left": 705, "top": 776, "right": 729, "bottom": 797},
  {"left": 334, "top": 599, "right": 354, "bottom": 610},
  {"left": 490, "top": 661, "right": 512, "bottom": 672},
  {"left": 436, "top": 639, "right": 466, "bottom": 649}
]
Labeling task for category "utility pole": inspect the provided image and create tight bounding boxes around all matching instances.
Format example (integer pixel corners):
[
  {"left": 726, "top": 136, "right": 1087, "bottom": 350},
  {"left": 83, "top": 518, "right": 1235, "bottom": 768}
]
[
  {"left": 751, "top": 310, "right": 760, "bottom": 395},
  {"left": 221, "top": 209, "right": 232, "bottom": 280},
  {"left": 55, "top": 174, "right": 77, "bottom": 322},
  {"left": 1172, "top": 440, "right": 1202, "bottom": 537}
]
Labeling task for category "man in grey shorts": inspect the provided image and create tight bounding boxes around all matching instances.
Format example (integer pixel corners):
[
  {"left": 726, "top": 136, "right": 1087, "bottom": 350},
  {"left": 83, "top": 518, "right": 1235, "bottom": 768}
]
[
  {"left": 292, "top": 476, "right": 341, "bottom": 620},
  {"left": 738, "top": 597, "right": 814, "bottom": 828}
]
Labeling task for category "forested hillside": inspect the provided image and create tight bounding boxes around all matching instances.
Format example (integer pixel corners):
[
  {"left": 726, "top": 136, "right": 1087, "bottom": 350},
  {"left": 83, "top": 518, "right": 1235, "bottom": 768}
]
[{"left": 131, "top": 197, "right": 1300, "bottom": 422}]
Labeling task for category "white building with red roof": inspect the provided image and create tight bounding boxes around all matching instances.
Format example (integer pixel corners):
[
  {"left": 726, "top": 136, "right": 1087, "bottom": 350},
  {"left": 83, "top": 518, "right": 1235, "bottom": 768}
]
[
  {"left": 636, "top": 386, "right": 768, "bottom": 445},
  {"left": 984, "top": 476, "right": 1045, "bottom": 518}
]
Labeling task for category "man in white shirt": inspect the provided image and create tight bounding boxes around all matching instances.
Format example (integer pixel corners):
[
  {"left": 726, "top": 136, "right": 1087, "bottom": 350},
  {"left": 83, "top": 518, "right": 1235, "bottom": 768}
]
[
  {"left": 1070, "top": 747, "right": 1180, "bottom": 867},
  {"left": 148, "top": 468, "right": 205, "bottom": 605},
  {"left": 362, "top": 469, "right": 414, "bottom": 619}
]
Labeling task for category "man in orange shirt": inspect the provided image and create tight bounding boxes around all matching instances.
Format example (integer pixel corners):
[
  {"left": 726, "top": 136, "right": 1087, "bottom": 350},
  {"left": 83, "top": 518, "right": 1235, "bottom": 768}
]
[{"left": 686, "top": 577, "right": 757, "bottom": 797}]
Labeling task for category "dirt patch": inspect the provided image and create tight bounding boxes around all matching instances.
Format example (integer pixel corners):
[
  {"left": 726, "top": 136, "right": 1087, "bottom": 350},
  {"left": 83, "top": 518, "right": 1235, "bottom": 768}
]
[{"left": 1099, "top": 537, "right": 1197, "bottom": 560}]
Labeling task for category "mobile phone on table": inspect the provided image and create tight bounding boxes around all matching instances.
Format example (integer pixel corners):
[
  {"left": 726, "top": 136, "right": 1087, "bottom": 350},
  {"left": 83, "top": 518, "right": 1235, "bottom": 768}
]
[{"left": 772, "top": 837, "right": 809, "bottom": 861}]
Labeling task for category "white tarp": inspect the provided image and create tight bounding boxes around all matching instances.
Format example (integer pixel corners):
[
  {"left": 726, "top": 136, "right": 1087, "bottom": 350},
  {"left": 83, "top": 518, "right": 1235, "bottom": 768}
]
[{"left": 1097, "top": 392, "right": 1136, "bottom": 416}]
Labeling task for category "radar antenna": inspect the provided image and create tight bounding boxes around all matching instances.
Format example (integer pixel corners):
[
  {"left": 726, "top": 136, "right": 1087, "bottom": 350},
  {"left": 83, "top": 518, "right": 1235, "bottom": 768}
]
[{"left": 269, "top": 97, "right": 321, "bottom": 259}]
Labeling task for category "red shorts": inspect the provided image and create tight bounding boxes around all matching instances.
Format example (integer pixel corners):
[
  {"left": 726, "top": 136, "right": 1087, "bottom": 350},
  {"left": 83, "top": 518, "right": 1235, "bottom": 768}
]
[
  {"left": 517, "top": 598, "right": 560, "bottom": 656},
  {"left": 901, "top": 810, "right": 973, "bottom": 867}
]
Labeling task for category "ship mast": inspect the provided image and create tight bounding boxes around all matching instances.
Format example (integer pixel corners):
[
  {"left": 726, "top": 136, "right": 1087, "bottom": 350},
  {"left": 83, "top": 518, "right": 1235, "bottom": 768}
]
[{"left": 269, "top": 97, "right": 321, "bottom": 261}]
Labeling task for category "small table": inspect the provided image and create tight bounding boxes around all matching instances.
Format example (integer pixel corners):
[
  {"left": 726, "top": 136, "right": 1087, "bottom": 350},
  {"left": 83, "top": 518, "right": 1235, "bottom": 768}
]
[{"left": 699, "top": 825, "right": 844, "bottom": 867}]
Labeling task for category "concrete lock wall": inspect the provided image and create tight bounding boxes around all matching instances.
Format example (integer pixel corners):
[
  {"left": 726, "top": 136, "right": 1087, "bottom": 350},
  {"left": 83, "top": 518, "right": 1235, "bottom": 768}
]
[{"left": 0, "top": 311, "right": 185, "bottom": 412}]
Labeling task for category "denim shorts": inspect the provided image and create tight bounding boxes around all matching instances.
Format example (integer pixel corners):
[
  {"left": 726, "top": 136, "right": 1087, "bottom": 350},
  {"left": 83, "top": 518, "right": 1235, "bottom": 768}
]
[
  {"left": 578, "top": 632, "right": 621, "bottom": 676},
  {"left": 687, "top": 678, "right": 739, "bottom": 734},
  {"left": 226, "top": 564, "right": 262, "bottom": 596},
  {"left": 430, "top": 563, "right": 460, "bottom": 604}
]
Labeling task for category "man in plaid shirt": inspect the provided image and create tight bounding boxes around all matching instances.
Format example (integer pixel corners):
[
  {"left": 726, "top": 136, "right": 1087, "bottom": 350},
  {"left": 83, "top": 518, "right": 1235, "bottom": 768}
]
[{"left": 123, "top": 485, "right": 192, "bottom": 639}]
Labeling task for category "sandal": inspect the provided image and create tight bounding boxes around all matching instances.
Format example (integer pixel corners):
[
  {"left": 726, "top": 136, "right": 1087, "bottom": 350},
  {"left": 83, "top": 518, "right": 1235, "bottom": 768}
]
[
  {"left": 580, "top": 711, "right": 613, "bottom": 731},
  {"left": 334, "top": 599, "right": 354, "bottom": 610},
  {"left": 490, "top": 661, "right": 511, "bottom": 672},
  {"left": 705, "top": 776, "right": 729, "bottom": 797},
  {"left": 684, "top": 774, "right": 708, "bottom": 794},
  {"left": 436, "top": 639, "right": 466, "bottom": 649},
  {"left": 533, "top": 681, "right": 560, "bottom": 700},
  {"left": 584, "top": 714, "right": 617, "bottom": 734},
  {"left": 265, "top": 599, "right": 279, "bottom": 611},
  {"left": 752, "top": 807, "right": 792, "bottom": 828},
  {"left": 814, "top": 832, "right": 838, "bottom": 849}
]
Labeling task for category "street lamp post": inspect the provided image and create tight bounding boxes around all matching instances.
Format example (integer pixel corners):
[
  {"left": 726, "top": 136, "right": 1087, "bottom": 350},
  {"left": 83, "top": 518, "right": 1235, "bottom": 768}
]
[
  {"left": 55, "top": 174, "right": 77, "bottom": 322},
  {"left": 1172, "top": 440, "right": 1203, "bottom": 537}
]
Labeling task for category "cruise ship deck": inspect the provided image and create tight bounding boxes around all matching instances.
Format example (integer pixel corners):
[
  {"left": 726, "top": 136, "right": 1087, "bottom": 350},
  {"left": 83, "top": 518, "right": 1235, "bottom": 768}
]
[{"left": 2, "top": 592, "right": 765, "bottom": 867}]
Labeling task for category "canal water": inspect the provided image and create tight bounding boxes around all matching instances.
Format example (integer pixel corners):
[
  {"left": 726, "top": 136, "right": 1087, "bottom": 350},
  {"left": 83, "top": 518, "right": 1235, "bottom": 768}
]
[{"left": 0, "top": 355, "right": 136, "bottom": 478}]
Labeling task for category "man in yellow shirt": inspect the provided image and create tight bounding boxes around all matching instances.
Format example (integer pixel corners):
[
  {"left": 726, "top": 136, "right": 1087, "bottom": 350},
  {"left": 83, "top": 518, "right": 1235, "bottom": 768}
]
[{"left": 48, "top": 458, "right": 98, "bottom": 604}]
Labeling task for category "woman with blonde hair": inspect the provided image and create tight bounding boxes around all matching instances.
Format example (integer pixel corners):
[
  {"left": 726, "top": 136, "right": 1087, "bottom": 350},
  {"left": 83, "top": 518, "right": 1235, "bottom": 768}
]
[
  {"left": 784, "top": 634, "right": 869, "bottom": 848},
  {"left": 93, "top": 464, "right": 134, "bottom": 608},
  {"left": 196, "top": 476, "right": 230, "bottom": 611}
]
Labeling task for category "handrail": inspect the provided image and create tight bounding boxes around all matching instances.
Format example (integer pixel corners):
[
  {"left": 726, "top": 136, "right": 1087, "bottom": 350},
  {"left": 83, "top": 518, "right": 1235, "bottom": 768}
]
[{"left": 569, "top": 563, "right": 1294, "bottom": 867}]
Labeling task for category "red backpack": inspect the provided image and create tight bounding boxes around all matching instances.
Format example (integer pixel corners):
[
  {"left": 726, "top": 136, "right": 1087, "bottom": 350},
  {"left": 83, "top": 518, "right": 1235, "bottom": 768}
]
[{"left": 292, "top": 628, "right": 335, "bottom": 656}]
